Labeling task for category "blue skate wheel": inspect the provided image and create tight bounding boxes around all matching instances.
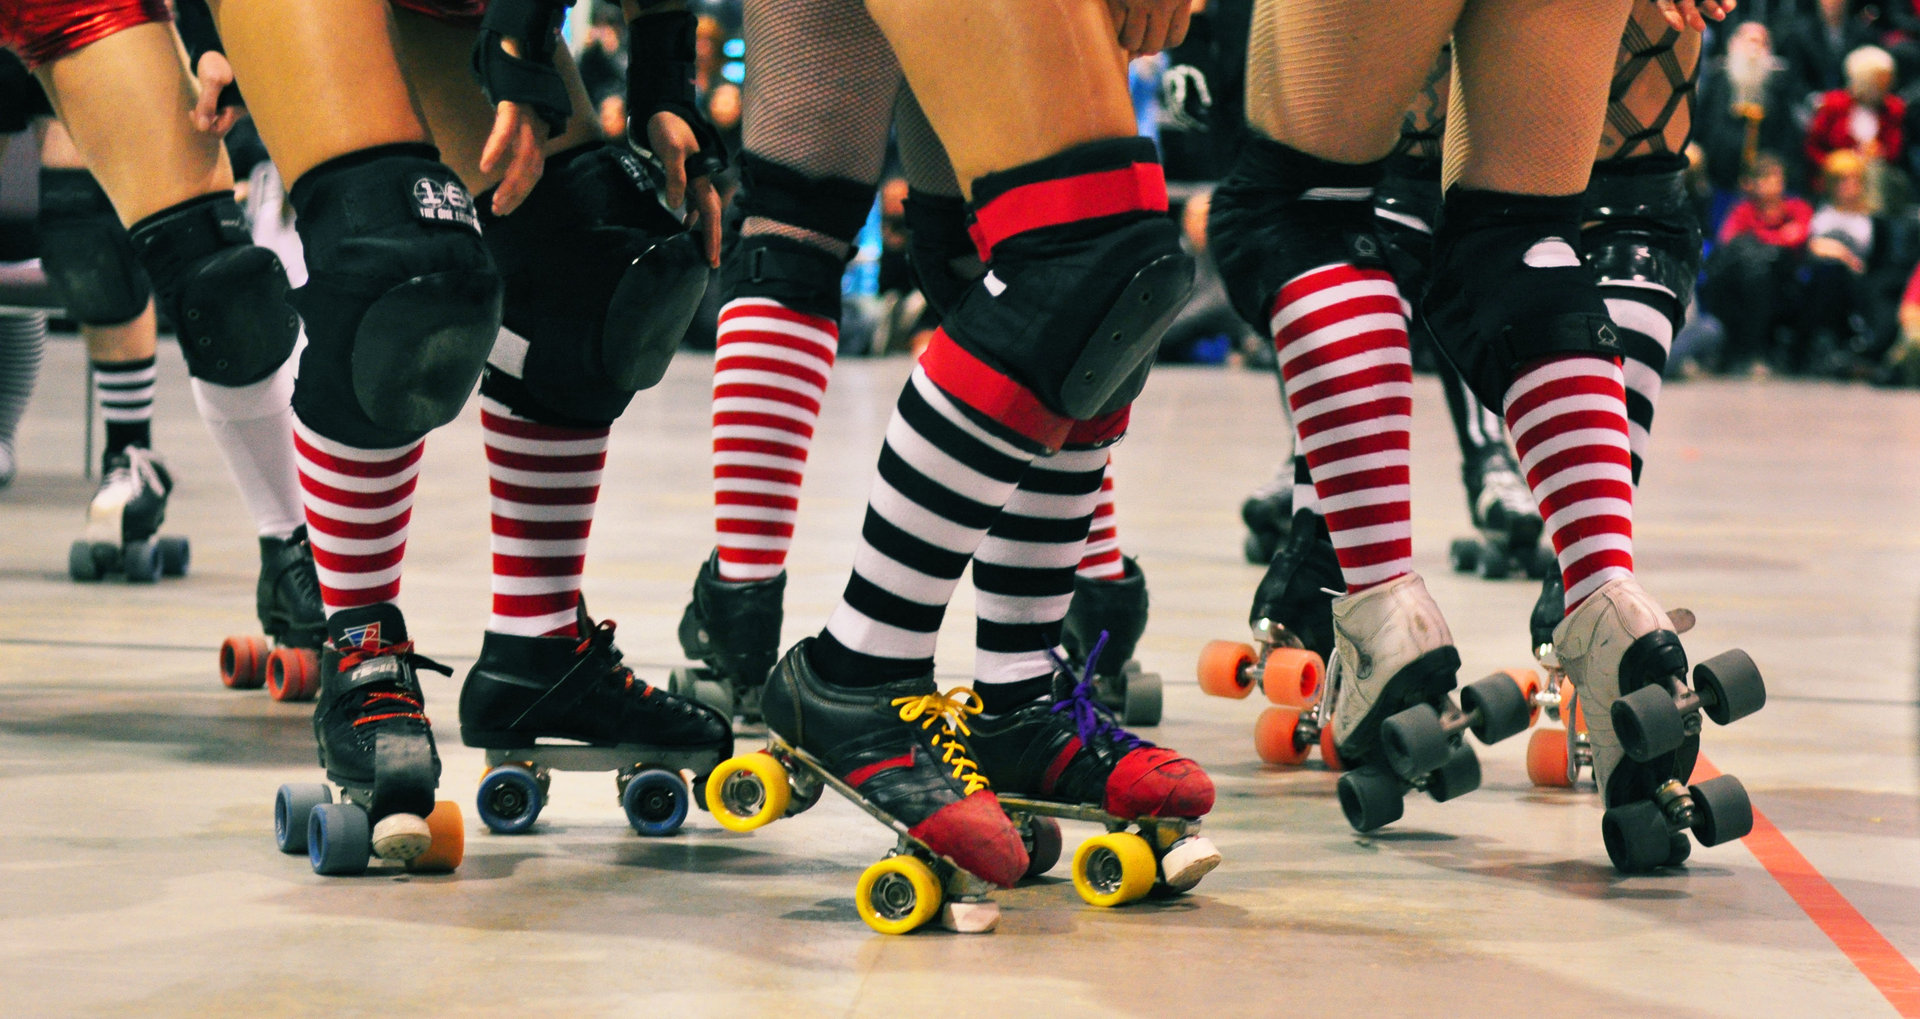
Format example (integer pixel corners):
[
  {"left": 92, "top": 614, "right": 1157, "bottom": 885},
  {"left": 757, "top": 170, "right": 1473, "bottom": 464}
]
[
  {"left": 68, "top": 540, "right": 104, "bottom": 582},
  {"left": 274, "top": 783, "right": 334, "bottom": 854},
  {"left": 156, "top": 536, "right": 190, "bottom": 577},
  {"left": 477, "top": 764, "right": 546, "bottom": 834},
  {"left": 622, "top": 768, "right": 690, "bottom": 837},
  {"left": 122, "top": 540, "right": 160, "bottom": 583},
  {"left": 309, "top": 802, "right": 372, "bottom": 876}
]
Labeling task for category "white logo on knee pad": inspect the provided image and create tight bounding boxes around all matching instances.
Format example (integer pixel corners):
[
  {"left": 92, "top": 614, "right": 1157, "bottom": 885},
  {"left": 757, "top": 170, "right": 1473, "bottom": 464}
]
[
  {"left": 411, "top": 178, "right": 480, "bottom": 232},
  {"left": 1522, "top": 238, "right": 1581, "bottom": 268}
]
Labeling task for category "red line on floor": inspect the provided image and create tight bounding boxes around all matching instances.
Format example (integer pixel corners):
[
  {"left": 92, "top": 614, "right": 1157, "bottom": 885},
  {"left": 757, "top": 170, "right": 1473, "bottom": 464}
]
[{"left": 1695, "top": 756, "right": 1920, "bottom": 1016}]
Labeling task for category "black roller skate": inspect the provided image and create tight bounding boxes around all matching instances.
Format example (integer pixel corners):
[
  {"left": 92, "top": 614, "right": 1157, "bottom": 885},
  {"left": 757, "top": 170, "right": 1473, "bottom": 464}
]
[
  {"left": 670, "top": 551, "right": 784, "bottom": 726},
  {"left": 1061, "top": 557, "right": 1161, "bottom": 725},
  {"left": 271, "top": 603, "right": 465, "bottom": 877},
  {"left": 970, "top": 639, "right": 1220, "bottom": 906},
  {"left": 704, "top": 639, "right": 1026, "bottom": 935},
  {"left": 1238, "top": 467, "right": 1293, "bottom": 565},
  {"left": 219, "top": 527, "right": 328, "bottom": 702},
  {"left": 1447, "top": 441, "right": 1551, "bottom": 581},
  {"left": 461, "top": 608, "right": 733, "bottom": 837},
  {"left": 68, "top": 446, "right": 189, "bottom": 583}
]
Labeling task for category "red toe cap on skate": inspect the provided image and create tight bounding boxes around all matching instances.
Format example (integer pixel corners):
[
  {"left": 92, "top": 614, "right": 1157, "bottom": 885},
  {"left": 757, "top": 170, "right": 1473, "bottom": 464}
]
[
  {"left": 907, "top": 790, "right": 1029, "bottom": 888},
  {"left": 1105, "top": 747, "right": 1215, "bottom": 819}
]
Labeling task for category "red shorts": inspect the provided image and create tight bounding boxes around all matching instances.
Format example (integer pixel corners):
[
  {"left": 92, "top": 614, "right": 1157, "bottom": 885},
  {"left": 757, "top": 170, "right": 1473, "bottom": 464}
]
[
  {"left": 0, "top": 0, "right": 169, "bottom": 70},
  {"left": 390, "top": 0, "right": 488, "bottom": 27}
]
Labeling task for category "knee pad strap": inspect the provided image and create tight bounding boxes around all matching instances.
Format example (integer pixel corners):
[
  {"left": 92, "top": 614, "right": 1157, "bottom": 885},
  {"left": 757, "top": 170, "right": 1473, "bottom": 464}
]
[
  {"left": 736, "top": 154, "right": 876, "bottom": 246},
  {"left": 721, "top": 234, "right": 846, "bottom": 322}
]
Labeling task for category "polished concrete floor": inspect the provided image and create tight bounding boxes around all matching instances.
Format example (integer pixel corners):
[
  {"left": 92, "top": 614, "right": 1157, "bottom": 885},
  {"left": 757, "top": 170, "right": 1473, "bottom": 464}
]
[{"left": 1, "top": 338, "right": 1916, "bottom": 1017}]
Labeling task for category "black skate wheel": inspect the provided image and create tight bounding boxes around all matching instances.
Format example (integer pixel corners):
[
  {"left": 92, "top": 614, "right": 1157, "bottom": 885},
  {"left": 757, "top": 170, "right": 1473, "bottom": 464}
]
[
  {"left": 1478, "top": 546, "right": 1512, "bottom": 580},
  {"left": 1123, "top": 670, "right": 1163, "bottom": 727},
  {"left": 1243, "top": 530, "right": 1272, "bottom": 566},
  {"left": 1337, "top": 766, "right": 1405, "bottom": 833},
  {"left": 1689, "top": 774, "right": 1754, "bottom": 847},
  {"left": 156, "top": 536, "right": 189, "bottom": 577},
  {"left": 309, "top": 802, "right": 372, "bottom": 876},
  {"left": 1613, "top": 685, "right": 1687, "bottom": 761},
  {"left": 1602, "top": 800, "right": 1673, "bottom": 873},
  {"left": 1381, "top": 703, "right": 1451, "bottom": 779},
  {"left": 1529, "top": 547, "right": 1558, "bottom": 581},
  {"left": 1425, "top": 744, "right": 1481, "bottom": 803},
  {"left": 274, "top": 783, "right": 333, "bottom": 854},
  {"left": 122, "top": 540, "right": 160, "bottom": 584},
  {"left": 68, "top": 540, "right": 104, "bottom": 582},
  {"left": 1448, "top": 538, "right": 1480, "bottom": 574},
  {"left": 1022, "top": 815, "right": 1064, "bottom": 880},
  {"left": 667, "top": 666, "right": 700, "bottom": 700},
  {"left": 1462, "top": 671, "right": 1533, "bottom": 745},
  {"left": 623, "top": 768, "right": 691, "bottom": 837},
  {"left": 476, "top": 764, "right": 545, "bottom": 834},
  {"left": 1693, "top": 649, "right": 1766, "bottom": 726},
  {"left": 1665, "top": 832, "right": 1693, "bottom": 868}
]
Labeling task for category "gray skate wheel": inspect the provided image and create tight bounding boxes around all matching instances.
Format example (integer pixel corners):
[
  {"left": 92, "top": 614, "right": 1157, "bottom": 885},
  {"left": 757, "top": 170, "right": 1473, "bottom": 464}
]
[
  {"left": 274, "top": 783, "right": 333, "bottom": 854},
  {"left": 1123, "top": 669, "right": 1163, "bottom": 727},
  {"left": 1613, "top": 685, "right": 1686, "bottom": 761},
  {"left": 1664, "top": 832, "right": 1692, "bottom": 868},
  {"left": 156, "top": 536, "right": 190, "bottom": 577},
  {"left": 1425, "top": 744, "right": 1481, "bottom": 803},
  {"left": 1478, "top": 546, "right": 1513, "bottom": 580},
  {"left": 667, "top": 666, "right": 699, "bottom": 699},
  {"left": 694, "top": 679, "right": 735, "bottom": 720},
  {"left": 1381, "top": 703, "right": 1450, "bottom": 779},
  {"left": 1021, "top": 815, "right": 1063, "bottom": 879},
  {"left": 1337, "top": 766, "right": 1405, "bottom": 832},
  {"left": 1447, "top": 538, "right": 1480, "bottom": 574},
  {"left": 1602, "top": 800, "right": 1672, "bottom": 873},
  {"left": 309, "top": 802, "right": 372, "bottom": 876},
  {"left": 1462, "top": 671, "right": 1532, "bottom": 745},
  {"left": 68, "top": 540, "right": 103, "bottom": 582},
  {"left": 1689, "top": 774, "right": 1754, "bottom": 847},
  {"left": 1693, "top": 649, "right": 1766, "bottom": 726},
  {"left": 122, "top": 540, "right": 160, "bottom": 583}
]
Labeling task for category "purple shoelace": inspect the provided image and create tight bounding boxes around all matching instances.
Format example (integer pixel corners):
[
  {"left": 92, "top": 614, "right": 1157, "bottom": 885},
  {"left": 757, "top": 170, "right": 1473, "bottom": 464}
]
[{"left": 1046, "top": 631, "right": 1151, "bottom": 752}]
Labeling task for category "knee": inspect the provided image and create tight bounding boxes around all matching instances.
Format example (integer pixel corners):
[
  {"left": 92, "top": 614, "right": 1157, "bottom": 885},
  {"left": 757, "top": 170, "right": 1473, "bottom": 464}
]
[
  {"left": 36, "top": 168, "right": 151, "bottom": 326},
  {"left": 127, "top": 193, "right": 299, "bottom": 386}
]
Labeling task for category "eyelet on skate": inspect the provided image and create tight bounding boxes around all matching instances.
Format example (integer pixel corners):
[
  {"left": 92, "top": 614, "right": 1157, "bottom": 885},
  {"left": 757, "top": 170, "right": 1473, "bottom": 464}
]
[{"left": 890, "top": 688, "right": 990, "bottom": 794}]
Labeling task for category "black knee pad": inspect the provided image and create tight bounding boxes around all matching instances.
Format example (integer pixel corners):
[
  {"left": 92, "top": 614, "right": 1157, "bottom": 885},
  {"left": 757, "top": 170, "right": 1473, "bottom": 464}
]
[
  {"left": 127, "top": 193, "right": 299, "bottom": 386},
  {"left": 736, "top": 153, "right": 875, "bottom": 249},
  {"left": 288, "top": 144, "right": 502, "bottom": 447},
  {"left": 943, "top": 138, "right": 1193, "bottom": 421},
  {"left": 1583, "top": 155, "right": 1701, "bottom": 319},
  {"left": 36, "top": 168, "right": 151, "bottom": 326},
  {"left": 1207, "top": 137, "right": 1387, "bottom": 339},
  {"left": 901, "top": 189, "right": 981, "bottom": 317},
  {"left": 720, "top": 234, "right": 847, "bottom": 322},
  {"left": 478, "top": 143, "right": 706, "bottom": 425},
  {"left": 1423, "top": 188, "right": 1621, "bottom": 410}
]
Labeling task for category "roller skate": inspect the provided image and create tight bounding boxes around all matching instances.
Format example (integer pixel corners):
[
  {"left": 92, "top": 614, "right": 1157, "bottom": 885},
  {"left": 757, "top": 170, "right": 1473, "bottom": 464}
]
[
  {"left": 1239, "top": 467, "right": 1293, "bottom": 564},
  {"left": 67, "top": 446, "right": 189, "bottom": 583},
  {"left": 1061, "top": 557, "right": 1161, "bottom": 725},
  {"left": 462, "top": 608, "right": 732, "bottom": 837},
  {"left": 704, "top": 639, "right": 1026, "bottom": 935},
  {"left": 971, "top": 637, "right": 1220, "bottom": 908},
  {"left": 1446, "top": 442, "right": 1552, "bottom": 581},
  {"left": 271, "top": 604, "right": 465, "bottom": 876},
  {"left": 219, "top": 527, "right": 327, "bottom": 701},
  {"left": 669, "top": 551, "right": 783, "bottom": 727},
  {"left": 1551, "top": 576, "right": 1766, "bottom": 872},
  {"left": 1196, "top": 510, "right": 1345, "bottom": 769}
]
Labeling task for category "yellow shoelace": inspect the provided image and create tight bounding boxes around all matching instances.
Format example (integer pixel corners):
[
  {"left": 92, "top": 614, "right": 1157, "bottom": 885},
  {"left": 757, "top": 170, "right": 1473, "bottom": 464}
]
[{"left": 891, "top": 687, "right": 990, "bottom": 795}]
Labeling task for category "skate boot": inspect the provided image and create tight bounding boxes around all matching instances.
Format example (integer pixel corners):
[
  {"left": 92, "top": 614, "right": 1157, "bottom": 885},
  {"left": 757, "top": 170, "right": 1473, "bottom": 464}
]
[
  {"left": 68, "top": 446, "right": 190, "bottom": 583},
  {"left": 705, "top": 639, "right": 1026, "bottom": 934},
  {"left": 970, "top": 638, "right": 1220, "bottom": 901},
  {"left": 220, "top": 527, "right": 329, "bottom": 701},
  {"left": 1447, "top": 442, "right": 1549, "bottom": 581},
  {"left": 461, "top": 608, "right": 733, "bottom": 836},
  {"left": 273, "top": 603, "right": 465, "bottom": 876},
  {"left": 1239, "top": 467, "right": 1293, "bottom": 564},
  {"left": 1061, "top": 557, "right": 1161, "bottom": 725},
  {"left": 1552, "top": 576, "right": 1766, "bottom": 872},
  {"left": 671, "top": 551, "right": 784, "bottom": 725}
]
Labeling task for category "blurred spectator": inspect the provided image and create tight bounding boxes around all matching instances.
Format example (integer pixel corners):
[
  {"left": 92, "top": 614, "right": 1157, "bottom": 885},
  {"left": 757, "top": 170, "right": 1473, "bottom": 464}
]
[
  {"left": 1699, "top": 22, "right": 1807, "bottom": 194},
  {"left": 695, "top": 16, "right": 742, "bottom": 162},
  {"left": 1704, "top": 153, "right": 1813, "bottom": 371},
  {"left": 1797, "top": 149, "right": 1908, "bottom": 372},
  {"left": 1781, "top": 0, "right": 1878, "bottom": 101},
  {"left": 1884, "top": 260, "right": 1920, "bottom": 382},
  {"left": 1805, "top": 45, "right": 1904, "bottom": 198},
  {"left": 577, "top": 5, "right": 628, "bottom": 140}
]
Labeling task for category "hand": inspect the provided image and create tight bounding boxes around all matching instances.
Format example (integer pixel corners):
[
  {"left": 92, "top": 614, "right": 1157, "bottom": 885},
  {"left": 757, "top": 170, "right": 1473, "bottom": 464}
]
[
  {"left": 479, "top": 100, "right": 549, "bottom": 216},
  {"left": 646, "top": 109, "right": 723, "bottom": 267},
  {"left": 1107, "top": 0, "right": 1193, "bottom": 56},
  {"left": 190, "top": 51, "right": 241, "bottom": 137},
  {"left": 1650, "top": 0, "right": 1735, "bottom": 33}
]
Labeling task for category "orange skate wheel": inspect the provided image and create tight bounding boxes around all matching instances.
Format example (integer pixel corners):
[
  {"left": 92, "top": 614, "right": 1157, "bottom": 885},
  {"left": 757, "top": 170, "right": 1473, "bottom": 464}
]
[
  {"left": 1561, "top": 680, "right": 1586, "bottom": 734},
  {"left": 1318, "top": 721, "right": 1345, "bottom": 772},
  {"left": 267, "top": 647, "right": 320, "bottom": 702},
  {"left": 1503, "top": 668, "right": 1543, "bottom": 726},
  {"left": 407, "top": 801, "right": 466, "bottom": 873},
  {"left": 1526, "top": 728, "right": 1572, "bottom": 788},
  {"left": 1196, "top": 641, "right": 1257, "bottom": 700},
  {"left": 220, "top": 636, "right": 268, "bottom": 690},
  {"left": 1260, "top": 647, "right": 1324, "bottom": 707},
  {"left": 1254, "top": 707, "right": 1310, "bottom": 766}
]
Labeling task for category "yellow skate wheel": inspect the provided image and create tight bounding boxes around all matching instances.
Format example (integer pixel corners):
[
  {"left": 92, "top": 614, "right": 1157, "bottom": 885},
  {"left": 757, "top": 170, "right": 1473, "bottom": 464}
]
[
  {"left": 855, "top": 856, "right": 943, "bottom": 935},
  {"left": 406, "top": 801, "right": 466, "bottom": 874},
  {"left": 705, "top": 752, "right": 791, "bottom": 832},
  {"left": 1072, "top": 831, "right": 1157, "bottom": 907}
]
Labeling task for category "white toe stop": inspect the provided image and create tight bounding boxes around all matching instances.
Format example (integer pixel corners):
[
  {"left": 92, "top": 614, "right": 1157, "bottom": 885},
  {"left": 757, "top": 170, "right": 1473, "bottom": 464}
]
[
  {"left": 370, "top": 813, "right": 432, "bottom": 862},
  {"left": 940, "top": 899, "right": 1000, "bottom": 934},
  {"left": 1159, "top": 836, "right": 1222, "bottom": 892},
  {"left": 1667, "top": 608, "right": 1695, "bottom": 634}
]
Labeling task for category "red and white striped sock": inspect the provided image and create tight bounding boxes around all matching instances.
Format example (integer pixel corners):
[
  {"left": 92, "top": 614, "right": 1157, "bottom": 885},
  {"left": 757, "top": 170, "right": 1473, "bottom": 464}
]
[
  {"left": 482, "top": 397, "right": 609, "bottom": 638},
  {"left": 711, "top": 297, "right": 837, "bottom": 582},
  {"left": 1270, "top": 263, "right": 1413, "bottom": 594},
  {"left": 1075, "top": 456, "right": 1126, "bottom": 582},
  {"left": 1503, "top": 355, "right": 1635, "bottom": 613},
  {"left": 293, "top": 419, "right": 422, "bottom": 619}
]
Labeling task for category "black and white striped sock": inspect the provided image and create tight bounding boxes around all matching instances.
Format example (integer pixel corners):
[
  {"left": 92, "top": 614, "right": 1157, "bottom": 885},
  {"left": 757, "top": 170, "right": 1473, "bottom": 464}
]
[
  {"left": 1599, "top": 281, "right": 1677, "bottom": 487},
  {"left": 93, "top": 355, "right": 156, "bottom": 460},
  {"left": 0, "top": 310, "right": 45, "bottom": 484}
]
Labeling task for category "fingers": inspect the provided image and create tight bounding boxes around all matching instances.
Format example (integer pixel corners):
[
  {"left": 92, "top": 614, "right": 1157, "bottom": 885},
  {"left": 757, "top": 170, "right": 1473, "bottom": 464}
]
[
  {"left": 492, "top": 120, "right": 544, "bottom": 215},
  {"left": 691, "top": 177, "right": 722, "bottom": 267},
  {"left": 1115, "top": 6, "right": 1146, "bottom": 54},
  {"left": 480, "top": 105, "right": 515, "bottom": 176},
  {"left": 1166, "top": 1, "right": 1193, "bottom": 49},
  {"left": 1137, "top": 7, "right": 1168, "bottom": 55},
  {"left": 210, "top": 106, "right": 241, "bottom": 138},
  {"left": 191, "top": 88, "right": 221, "bottom": 133}
]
